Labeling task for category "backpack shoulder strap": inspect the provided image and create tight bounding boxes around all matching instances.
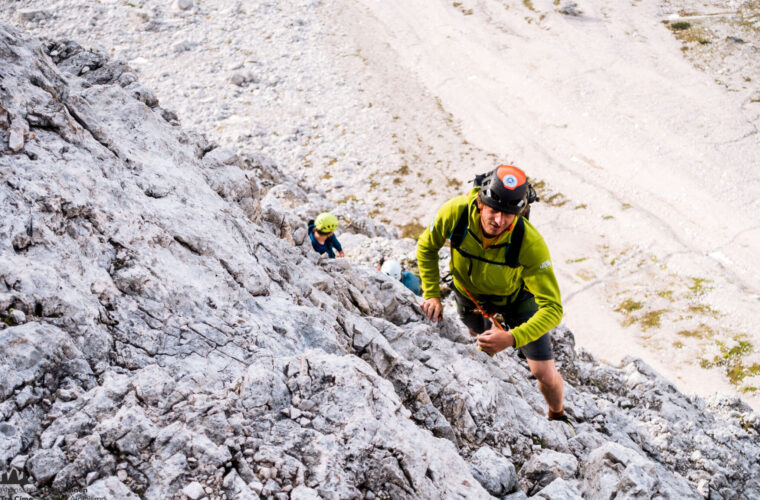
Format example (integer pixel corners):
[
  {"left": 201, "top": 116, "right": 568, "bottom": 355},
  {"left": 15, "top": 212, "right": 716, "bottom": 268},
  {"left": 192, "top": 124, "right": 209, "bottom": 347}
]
[
  {"left": 450, "top": 206, "right": 525, "bottom": 268},
  {"left": 504, "top": 217, "right": 525, "bottom": 267},
  {"left": 449, "top": 206, "right": 470, "bottom": 248}
]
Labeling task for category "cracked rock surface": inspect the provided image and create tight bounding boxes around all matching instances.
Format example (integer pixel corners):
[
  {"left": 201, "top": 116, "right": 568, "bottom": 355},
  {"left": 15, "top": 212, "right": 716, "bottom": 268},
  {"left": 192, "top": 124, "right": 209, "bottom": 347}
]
[{"left": 1, "top": 25, "right": 759, "bottom": 499}]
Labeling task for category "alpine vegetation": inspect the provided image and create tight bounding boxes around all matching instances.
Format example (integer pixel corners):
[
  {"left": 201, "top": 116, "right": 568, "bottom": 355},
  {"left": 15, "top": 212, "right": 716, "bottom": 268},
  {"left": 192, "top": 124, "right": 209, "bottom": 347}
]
[{"left": 1, "top": 25, "right": 759, "bottom": 500}]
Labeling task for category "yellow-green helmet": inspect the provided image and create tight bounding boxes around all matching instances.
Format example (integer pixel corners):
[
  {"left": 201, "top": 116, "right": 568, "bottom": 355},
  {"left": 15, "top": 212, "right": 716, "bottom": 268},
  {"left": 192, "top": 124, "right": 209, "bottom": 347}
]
[{"left": 315, "top": 212, "right": 339, "bottom": 233}]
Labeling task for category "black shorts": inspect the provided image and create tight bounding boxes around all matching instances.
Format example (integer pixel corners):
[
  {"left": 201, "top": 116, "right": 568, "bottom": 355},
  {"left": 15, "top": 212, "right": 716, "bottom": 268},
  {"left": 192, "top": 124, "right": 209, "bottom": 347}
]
[{"left": 453, "top": 287, "right": 554, "bottom": 361}]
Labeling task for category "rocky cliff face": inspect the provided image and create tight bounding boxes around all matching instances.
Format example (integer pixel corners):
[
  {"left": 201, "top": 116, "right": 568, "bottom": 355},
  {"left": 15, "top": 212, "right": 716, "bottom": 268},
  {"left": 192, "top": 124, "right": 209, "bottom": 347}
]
[{"left": 1, "top": 25, "right": 759, "bottom": 500}]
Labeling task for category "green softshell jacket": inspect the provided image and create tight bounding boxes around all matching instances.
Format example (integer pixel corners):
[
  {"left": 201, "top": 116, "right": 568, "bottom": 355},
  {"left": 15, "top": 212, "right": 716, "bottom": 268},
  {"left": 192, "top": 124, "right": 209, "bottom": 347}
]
[{"left": 416, "top": 188, "right": 563, "bottom": 348}]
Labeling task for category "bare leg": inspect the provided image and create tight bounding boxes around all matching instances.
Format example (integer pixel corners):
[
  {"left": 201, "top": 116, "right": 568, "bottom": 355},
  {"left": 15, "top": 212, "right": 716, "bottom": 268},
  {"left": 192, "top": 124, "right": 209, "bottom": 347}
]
[{"left": 526, "top": 359, "right": 565, "bottom": 413}]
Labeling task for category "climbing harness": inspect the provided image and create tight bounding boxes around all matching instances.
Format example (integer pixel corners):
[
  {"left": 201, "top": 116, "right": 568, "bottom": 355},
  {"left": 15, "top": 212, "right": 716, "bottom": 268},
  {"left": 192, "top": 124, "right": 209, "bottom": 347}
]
[
  {"left": 461, "top": 285, "right": 506, "bottom": 332},
  {"left": 459, "top": 285, "right": 504, "bottom": 357}
]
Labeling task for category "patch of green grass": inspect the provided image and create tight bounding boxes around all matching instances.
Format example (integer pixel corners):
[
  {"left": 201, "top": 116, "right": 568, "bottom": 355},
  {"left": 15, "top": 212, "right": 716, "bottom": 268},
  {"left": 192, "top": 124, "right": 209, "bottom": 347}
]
[
  {"left": 565, "top": 257, "right": 588, "bottom": 264},
  {"left": 544, "top": 193, "right": 568, "bottom": 207},
  {"left": 447, "top": 177, "right": 463, "bottom": 189},
  {"left": 700, "top": 338, "right": 758, "bottom": 386},
  {"left": 727, "top": 363, "right": 760, "bottom": 384},
  {"left": 337, "top": 195, "right": 357, "bottom": 204},
  {"left": 688, "top": 277, "right": 714, "bottom": 296},
  {"left": 574, "top": 203, "right": 587, "bottom": 209},
  {"left": 673, "top": 341, "right": 684, "bottom": 349},
  {"left": 602, "top": 215, "right": 614, "bottom": 220},
  {"left": 400, "top": 221, "right": 426, "bottom": 240},
  {"left": 615, "top": 298, "right": 666, "bottom": 330},
  {"left": 621, "top": 203, "right": 632, "bottom": 210},
  {"left": 609, "top": 247, "right": 630, "bottom": 266},
  {"left": 368, "top": 201, "right": 386, "bottom": 218},
  {"left": 658, "top": 290, "right": 674, "bottom": 300},
  {"left": 723, "top": 340, "right": 753, "bottom": 360},
  {"left": 687, "top": 303, "right": 720, "bottom": 318},
  {"left": 640, "top": 309, "right": 666, "bottom": 330},
  {"left": 669, "top": 21, "right": 691, "bottom": 31},
  {"left": 665, "top": 20, "right": 714, "bottom": 44},
  {"left": 616, "top": 298, "right": 644, "bottom": 313},
  {"left": 576, "top": 270, "right": 596, "bottom": 281},
  {"left": 677, "top": 324, "right": 713, "bottom": 339},
  {"left": 523, "top": 0, "right": 536, "bottom": 11}
]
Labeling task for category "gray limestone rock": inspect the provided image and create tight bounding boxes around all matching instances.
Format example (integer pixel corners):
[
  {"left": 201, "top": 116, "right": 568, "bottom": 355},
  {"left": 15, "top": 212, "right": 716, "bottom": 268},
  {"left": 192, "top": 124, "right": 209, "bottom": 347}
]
[
  {"left": 124, "top": 82, "right": 159, "bottom": 107},
  {"left": 182, "top": 481, "right": 205, "bottom": 500},
  {"left": 519, "top": 449, "right": 579, "bottom": 495},
  {"left": 581, "top": 442, "right": 698, "bottom": 499},
  {"left": 291, "top": 485, "right": 320, "bottom": 500},
  {"left": 98, "top": 405, "right": 158, "bottom": 456},
  {"left": 468, "top": 445, "right": 517, "bottom": 496},
  {"left": 222, "top": 470, "right": 260, "bottom": 500},
  {"left": 504, "top": 492, "right": 529, "bottom": 500},
  {"left": 0, "top": 323, "right": 93, "bottom": 400},
  {"left": 86, "top": 476, "right": 140, "bottom": 499},
  {"left": 534, "top": 477, "right": 584, "bottom": 499},
  {"left": 559, "top": 3, "right": 582, "bottom": 16},
  {"left": 8, "top": 117, "right": 28, "bottom": 152},
  {"left": 172, "top": 0, "right": 193, "bottom": 11},
  {"left": 0, "top": 423, "right": 23, "bottom": 464},
  {"left": 27, "top": 447, "right": 67, "bottom": 484},
  {"left": 131, "top": 365, "right": 175, "bottom": 408},
  {"left": 17, "top": 8, "right": 53, "bottom": 24},
  {"left": 0, "top": 22, "right": 758, "bottom": 500},
  {"left": 10, "top": 309, "right": 26, "bottom": 325}
]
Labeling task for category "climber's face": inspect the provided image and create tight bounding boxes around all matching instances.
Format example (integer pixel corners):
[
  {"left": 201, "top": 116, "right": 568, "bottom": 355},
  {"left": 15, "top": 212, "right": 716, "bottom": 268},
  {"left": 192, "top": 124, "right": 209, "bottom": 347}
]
[{"left": 477, "top": 200, "right": 516, "bottom": 238}]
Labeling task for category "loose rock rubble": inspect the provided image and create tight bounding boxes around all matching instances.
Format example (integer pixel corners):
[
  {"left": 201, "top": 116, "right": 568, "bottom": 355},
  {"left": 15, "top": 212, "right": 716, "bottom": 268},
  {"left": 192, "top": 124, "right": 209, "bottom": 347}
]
[{"left": 1, "top": 25, "right": 758, "bottom": 499}]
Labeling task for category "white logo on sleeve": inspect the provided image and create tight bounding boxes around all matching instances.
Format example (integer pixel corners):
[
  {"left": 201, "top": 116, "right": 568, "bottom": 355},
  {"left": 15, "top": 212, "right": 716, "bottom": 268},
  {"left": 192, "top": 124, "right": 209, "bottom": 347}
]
[{"left": 540, "top": 260, "right": 552, "bottom": 270}]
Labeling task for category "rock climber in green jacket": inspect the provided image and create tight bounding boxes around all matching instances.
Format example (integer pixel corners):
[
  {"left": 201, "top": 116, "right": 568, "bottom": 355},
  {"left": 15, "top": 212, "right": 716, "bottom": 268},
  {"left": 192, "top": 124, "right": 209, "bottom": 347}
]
[{"left": 416, "top": 164, "right": 567, "bottom": 421}]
